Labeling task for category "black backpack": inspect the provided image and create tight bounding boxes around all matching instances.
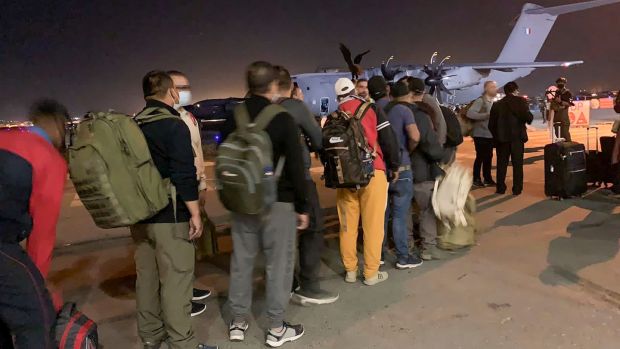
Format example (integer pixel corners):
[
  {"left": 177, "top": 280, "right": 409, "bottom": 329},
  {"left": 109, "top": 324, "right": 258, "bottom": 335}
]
[
  {"left": 322, "top": 102, "right": 375, "bottom": 189},
  {"left": 441, "top": 105, "right": 464, "bottom": 147}
]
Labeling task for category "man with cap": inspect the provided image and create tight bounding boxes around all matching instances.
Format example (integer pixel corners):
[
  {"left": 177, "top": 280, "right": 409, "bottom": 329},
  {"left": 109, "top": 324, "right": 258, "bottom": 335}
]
[
  {"left": 550, "top": 77, "right": 573, "bottom": 141},
  {"left": 382, "top": 81, "right": 423, "bottom": 269},
  {"left": 368, "top": 76, "right": 390, "bottom": 110},
  {"left": 333, "top": 77, "right": 400, "bottom": 286}
]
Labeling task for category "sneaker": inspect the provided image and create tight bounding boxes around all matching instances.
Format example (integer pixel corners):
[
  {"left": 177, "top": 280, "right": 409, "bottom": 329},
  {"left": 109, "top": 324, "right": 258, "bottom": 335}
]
[
  {"left": 396, "top": 255, "right": 423, "bottom": 269},
  {"left": 473, "top": 179, "right": 485, "bottom": 188},
  {"left": 292, "top": 289, "right": 339, "bottom": 306},
  {"left": 483, "top": 179, "right": 496, "bottom": 186},
  {"left": 197, "top": 344, "right": 218, "bottom": 349},
  {"left": 193, "top": 288, "right": 211, "bottom": 301},
  {"left": 229, "top": 321, "right": 249, "bottom": 342},
  {"left": 345, "top": 270, "right": 358, "bottom": 283},
  {"left": 363, "top": 271, "right": 389, "bottom": 286},
  {"left": 420, "top": 245, "right": 450, "bottom": 261},
  {"left": 266, "top": 322, "right": 305, "bottom": 348},
  {"left": 191, "top": 302, "right": 207, "bottom": 317}
]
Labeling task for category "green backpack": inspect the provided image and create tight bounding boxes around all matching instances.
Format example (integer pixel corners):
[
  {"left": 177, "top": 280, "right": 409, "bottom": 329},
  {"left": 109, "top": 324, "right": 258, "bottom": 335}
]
[
  {"left": 68, "top": 108, "right": 175, "bottom": 228},
  {"left": 216, "top": 103, "right": 285, "bottom": 214}
]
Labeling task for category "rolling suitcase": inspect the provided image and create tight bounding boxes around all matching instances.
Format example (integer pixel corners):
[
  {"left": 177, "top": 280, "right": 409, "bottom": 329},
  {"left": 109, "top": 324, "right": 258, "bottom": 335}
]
[
  {"left": 544, "top": 123, "right": 587, "bottom": 199},
  {"left": 600, "top": 135, "right": 616, "bottom": 186},
  {"left": 585, "top": 126, "right": 603, "bottom": 186}
]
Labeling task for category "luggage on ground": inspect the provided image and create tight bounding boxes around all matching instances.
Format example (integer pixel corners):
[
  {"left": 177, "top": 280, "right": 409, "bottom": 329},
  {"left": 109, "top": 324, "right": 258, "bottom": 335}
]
[
  {"left": 441, "top": 105, "right": 464, "bottom": 147},
  {"left": 600, "top": 135, "right": 616, "bottom": 186},
  {"left": 544, "top": 124, "right": 587, "bottom": 198},
  {"left": 457, "top": 100, "right": 476, "bottom": 137},
  {"left": 585, "top": 126, "right": 603, "bottom": 185},
  {"left": 68, "top": 110, "right": 172, "bottom": 228},
  {"left": 432, "top": 163, "right": 473, "bottom": 227},
  {"left": 55, "top": 302, "right": 98, "bottom": 349},
  {"left": 322, "top": 102, "right": 375, "bottom": 189},
  {"left": 216, "top": 103, "right": 286, "bottom": 214},
  {"left": 437, "top": 194, "right": 476, "bottom": 250}
]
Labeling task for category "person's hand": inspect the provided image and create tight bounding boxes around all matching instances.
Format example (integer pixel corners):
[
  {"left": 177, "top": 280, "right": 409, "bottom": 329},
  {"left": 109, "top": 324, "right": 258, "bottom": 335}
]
[
  {"left": 391, "top": 171, "right": 400, "bottom": 183},
  {"left": 189, "top": 214, "right": 203, "bottom": 240},
  {"left": 297, "top": 214, "right": 309, "bottom": 230}
]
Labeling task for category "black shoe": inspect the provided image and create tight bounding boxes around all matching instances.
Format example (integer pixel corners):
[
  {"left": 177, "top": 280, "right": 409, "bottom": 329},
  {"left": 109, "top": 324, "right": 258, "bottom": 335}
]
[
  {"left": 396, "top": 255, "right": 424, "bottom": 269},
  {"left": 292, "top": 288, "right": 339, "bottom": 306},
  {"left": 266, "top": 322, "right": 305, "bottom": 348},
  {"left": 193, "top": 288, "right": 211, "bottom": 301},
  {"left": 191, "top": 302, "right": 207, "bottom": 317},
  {"left": 473, "top": 180, "right": 485, "bottom": 188},
  {"left": 512, "top": 191, "right": 522, "bottom": 196},
  {"left": 483, "top": 179, "right": 496, "bottom": 186}
]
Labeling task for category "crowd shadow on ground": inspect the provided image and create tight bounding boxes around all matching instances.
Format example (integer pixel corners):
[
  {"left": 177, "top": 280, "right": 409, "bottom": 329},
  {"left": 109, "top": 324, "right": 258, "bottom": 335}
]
[{"left": 483, "top": 190, "right": 620, "bottom": 287}]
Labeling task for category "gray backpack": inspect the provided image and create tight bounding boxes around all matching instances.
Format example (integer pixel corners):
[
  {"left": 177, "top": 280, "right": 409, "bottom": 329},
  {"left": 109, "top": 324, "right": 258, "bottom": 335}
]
[{"left": 215, "top": 103, "right": 285, "bottom": 214}]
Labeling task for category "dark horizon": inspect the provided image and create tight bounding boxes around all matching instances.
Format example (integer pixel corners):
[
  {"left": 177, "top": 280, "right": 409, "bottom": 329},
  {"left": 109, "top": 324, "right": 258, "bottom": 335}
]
[{"left": 2, "top": 0, "right": 619, "bottom": 119}]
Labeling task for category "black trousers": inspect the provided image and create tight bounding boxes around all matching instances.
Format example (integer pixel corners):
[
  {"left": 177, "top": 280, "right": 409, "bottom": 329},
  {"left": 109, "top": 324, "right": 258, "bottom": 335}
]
[
  {"left": 496, "top": 141, "right": 525, "bottom": 194},
  {"left": 473, "top": 137, "right": 494, "bottom": 182},
  {"left": 295, "top": 179, "right": 324, "bottom": 293},
  {"left": 0, "top": 243, "right": 55, "bottom": 349}
]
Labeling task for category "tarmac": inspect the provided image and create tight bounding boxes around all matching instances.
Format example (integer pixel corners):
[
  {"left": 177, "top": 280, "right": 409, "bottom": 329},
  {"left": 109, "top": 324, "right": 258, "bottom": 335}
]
[{"left": 50, "top": 115, "right": 620, "bottom": 349}]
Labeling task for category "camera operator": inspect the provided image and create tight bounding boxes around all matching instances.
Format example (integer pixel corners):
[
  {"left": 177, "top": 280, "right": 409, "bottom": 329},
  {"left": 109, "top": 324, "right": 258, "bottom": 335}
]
[{"left": 549, "top": 77, "right": 574, "bottom": 141}]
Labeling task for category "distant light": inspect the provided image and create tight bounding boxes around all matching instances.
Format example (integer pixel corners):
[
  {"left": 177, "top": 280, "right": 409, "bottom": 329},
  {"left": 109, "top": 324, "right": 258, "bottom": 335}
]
[
  {"left": 591, "top": 93, "right": 598, "bottom": 97},
  {"left": 196, "top": 104, "right": 201, "bottom": 107},
  {"left": 523, "top": 95, "right": 528, "bottom": 99}
]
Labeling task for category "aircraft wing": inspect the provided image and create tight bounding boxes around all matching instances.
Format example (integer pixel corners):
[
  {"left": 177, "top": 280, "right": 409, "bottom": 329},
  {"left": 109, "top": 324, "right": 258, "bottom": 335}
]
[{"left": 447, "top": 61, "right": 584, "bottom": 72}]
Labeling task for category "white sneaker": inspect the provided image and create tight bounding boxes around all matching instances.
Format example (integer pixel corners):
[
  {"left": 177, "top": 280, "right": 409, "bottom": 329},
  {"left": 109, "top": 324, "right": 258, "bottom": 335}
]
[
  {"left": 266, "top": 322, "right": 304, "bottom": 348},
  {"left": 363, "top": 271, "right": 389, "bottom": 286},
  {"left": 229, "top": 321, "right": 249, "bottom": 342},
  {"left": 345, "top": 270, "right": 358, "bottom": 283}
]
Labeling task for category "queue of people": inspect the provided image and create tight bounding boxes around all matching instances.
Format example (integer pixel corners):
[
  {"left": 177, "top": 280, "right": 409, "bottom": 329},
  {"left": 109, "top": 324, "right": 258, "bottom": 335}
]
[{"left": 1, "top": 59, "right": 583, "bottom": 349}]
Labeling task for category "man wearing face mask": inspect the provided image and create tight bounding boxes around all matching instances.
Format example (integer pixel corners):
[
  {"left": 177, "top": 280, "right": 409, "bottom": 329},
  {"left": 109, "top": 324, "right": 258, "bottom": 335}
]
[
  {"left": 167, "top": 71, "right": 211, "bottom": 318},
  {"left": 132, "top": 71, "right": 217, "bottom": 349}
]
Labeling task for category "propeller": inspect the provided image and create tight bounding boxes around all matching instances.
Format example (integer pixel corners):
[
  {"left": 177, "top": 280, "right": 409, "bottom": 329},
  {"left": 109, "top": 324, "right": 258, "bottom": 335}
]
[
  {"left": 422, "top": 52, "right": 454, "bottom": 103},
  {"left": 380, "top": 55, "right": 404, "bottom": 81}
]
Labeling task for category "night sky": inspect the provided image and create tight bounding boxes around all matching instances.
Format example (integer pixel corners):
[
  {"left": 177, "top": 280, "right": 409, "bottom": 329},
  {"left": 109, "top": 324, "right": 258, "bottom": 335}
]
[{"left": 2, "top": 0, "right": 619, "bottom": 119}]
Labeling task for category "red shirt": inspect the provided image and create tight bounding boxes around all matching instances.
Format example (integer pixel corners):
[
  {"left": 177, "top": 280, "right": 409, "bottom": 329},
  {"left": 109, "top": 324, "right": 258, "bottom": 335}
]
[
  {"left": 0, "top": 131, "right": 67, "bottom": 278},
  {"left": 338, "top": 97, "right": 386, "bottom": 171}
]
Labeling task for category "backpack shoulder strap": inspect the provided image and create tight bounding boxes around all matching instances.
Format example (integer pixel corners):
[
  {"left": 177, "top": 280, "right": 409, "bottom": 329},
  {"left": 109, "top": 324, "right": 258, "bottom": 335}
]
[
  {"left": 353, "top": 102, "right": 373, "bottom": 120},
  {"left": 252, "top": 104, "right": 287, "bottom": 131},
  {"left": 233, "top": 103, "right": 251, "bottom": 132},
  {"left": 134, "top": 107, "right": 179, "bottom": 125}
]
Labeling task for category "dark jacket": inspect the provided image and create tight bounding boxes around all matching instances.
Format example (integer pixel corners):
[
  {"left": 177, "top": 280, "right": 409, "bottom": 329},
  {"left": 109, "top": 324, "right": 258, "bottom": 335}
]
[
  {"left": 222, "top": 95, "right": 308, "bottom": 214},
  {"left": 280, "top": 98, "right": 322, "bottom": 180},
  {"left": 489, "top": 94, "right": 534, "bottom": 143},
  {"left": 409, "top": 104, "right": 445, "bottom": 183},
  {"left": 138, "top": 100, "right": 199, "bottom": 224}
]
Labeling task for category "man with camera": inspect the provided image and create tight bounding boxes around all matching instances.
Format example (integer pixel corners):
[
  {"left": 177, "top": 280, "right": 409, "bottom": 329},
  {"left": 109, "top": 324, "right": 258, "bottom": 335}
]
[{"left": 549, "top": 77, "right": 574, "bottom": 141}]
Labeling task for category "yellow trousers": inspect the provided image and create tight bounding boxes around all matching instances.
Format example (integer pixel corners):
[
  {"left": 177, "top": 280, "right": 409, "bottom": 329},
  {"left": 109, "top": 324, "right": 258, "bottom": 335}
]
[{"left": 337, "top": 170, "right": 388, "bottom": 279}]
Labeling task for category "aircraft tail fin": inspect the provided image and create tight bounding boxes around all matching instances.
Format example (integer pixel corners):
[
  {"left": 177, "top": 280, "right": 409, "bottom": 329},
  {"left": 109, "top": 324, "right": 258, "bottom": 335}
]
[{"left": 495, "top": 0, "right": 620, "bottom": 63}]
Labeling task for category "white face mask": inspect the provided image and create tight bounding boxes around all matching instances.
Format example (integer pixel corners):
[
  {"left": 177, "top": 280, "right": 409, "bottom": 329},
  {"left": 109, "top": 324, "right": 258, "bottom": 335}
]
[{"left": 175, "top": 90, "right": 192, "bottom": 109}]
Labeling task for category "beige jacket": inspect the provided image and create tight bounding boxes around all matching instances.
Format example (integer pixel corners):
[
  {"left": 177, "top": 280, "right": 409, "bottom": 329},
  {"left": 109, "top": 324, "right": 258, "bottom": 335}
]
[{"left": 179, "top": 108, "right": 207, "bottom": 191}]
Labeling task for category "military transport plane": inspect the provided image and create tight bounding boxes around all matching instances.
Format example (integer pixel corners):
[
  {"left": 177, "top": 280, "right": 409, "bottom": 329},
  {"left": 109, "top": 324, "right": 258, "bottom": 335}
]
[{"left": 292, "top": 0, "right": 620, "bottom": 116}]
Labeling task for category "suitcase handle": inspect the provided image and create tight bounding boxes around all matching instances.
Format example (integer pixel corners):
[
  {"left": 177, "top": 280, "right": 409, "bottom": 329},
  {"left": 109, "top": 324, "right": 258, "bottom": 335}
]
[
  {"left": 587, "top": 126, "right": 599, "bottom": 152},
  {"left": 551, "top": 122, "right": 564, "bottom": 143}
]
